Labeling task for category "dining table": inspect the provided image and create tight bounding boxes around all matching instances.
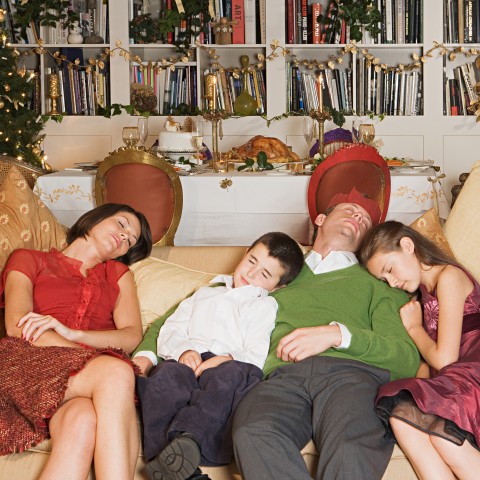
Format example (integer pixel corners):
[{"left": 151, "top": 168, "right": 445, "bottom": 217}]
[{"left": 34, "top": 168, "right": 451, "bottom": 246}]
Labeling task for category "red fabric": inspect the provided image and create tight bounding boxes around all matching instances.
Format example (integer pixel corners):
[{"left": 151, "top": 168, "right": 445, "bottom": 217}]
[
  {"left": 0, "top": 249, "right": 129, "bottom": 331},
  {"left": 376, "top": 268, "right": 480, "bottom": 448},
  {"left": 327, "top": 186, "right": 382, "bottom": 226}
]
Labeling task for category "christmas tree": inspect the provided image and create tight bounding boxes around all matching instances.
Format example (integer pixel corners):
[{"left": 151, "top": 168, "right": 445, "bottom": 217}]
[{"left": 0, "top": 9, "right": 45, "bottom": 168}]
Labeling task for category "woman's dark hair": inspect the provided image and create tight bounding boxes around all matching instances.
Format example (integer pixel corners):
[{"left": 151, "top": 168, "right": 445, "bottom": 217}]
[
  {"left": 249, "top": 232, "right": 305, "bottom": 286},
  {"left": 67, "top": 203, "right": 152, "bottom": 265},
  {"left": 358, "top": 220, "right": 456, "bottom": 269}
]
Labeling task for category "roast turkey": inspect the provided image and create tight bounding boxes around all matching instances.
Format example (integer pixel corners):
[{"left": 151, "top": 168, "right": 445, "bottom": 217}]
[{"left": 232, "top": 135, "right": 301, "bottom": 162}]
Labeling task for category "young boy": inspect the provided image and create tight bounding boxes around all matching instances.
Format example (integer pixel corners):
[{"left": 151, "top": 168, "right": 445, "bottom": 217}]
[{"left": 133, "top": 232, "right": 304, "bottom": 480}]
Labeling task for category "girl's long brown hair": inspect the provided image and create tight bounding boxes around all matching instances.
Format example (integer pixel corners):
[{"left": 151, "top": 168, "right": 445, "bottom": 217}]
[{"left": 358, "top": 220, "right": 457, "bottom": 268}]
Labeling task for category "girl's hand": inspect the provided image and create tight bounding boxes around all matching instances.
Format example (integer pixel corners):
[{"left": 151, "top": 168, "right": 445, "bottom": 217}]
[
  {"left": 18, "top": 312, "right": 74, "bottom": 343},
  {"left": 179, "top": 350, "right": 202, "bottom": 371},
  {"left": 194, "top": 355, "right": 232, "bottom": 378},
  {"left": 399, "top": 300, "right": 423, "bottom": 333}
]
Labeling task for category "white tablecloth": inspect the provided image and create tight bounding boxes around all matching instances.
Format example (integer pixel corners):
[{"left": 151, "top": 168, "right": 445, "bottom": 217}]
[{"left": 34, "top": 169, "right": 450, "bottom": 246}]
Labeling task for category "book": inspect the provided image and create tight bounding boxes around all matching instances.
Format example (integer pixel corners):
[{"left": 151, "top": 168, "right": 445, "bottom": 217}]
[
  {"left": 311, "top": 3, "right": 322, "bottom": 44},
  {"left": 244, "top": 0, "right": 256, "bottom": 43},
  {"left": 232, "top": 0, "right": 245, "bottom": 43},
  {"left": 286, "top": 0, "right": 296, "bottom": 43}
]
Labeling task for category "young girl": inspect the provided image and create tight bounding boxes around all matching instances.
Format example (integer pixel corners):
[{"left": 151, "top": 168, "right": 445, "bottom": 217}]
[{"left": 359, "top": 220, "right": 480, "bottom": 480}]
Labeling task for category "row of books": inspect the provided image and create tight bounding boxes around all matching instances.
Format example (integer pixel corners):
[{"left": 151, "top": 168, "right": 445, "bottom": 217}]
[
  {"left": 444, "top": 0, "right": 480, "bottom": 43},
  {"left": 445, "top": 61, "right": 479, "bottom": 115},
  {"left": 128, "top": 0, "right": 264, "bottom": 45},
  {"left": 286, "top": 0, "right": 423, "bottom": 45},
  {"left": 287, "top": 62, "right": 423, "bottom": 116},
  {"left": 2, "top": 0, "right": 108, "bottom": 45},
  {"left": 46, "top": 48, "right": 109, "bottom": 115},
  {"left": 131, "top": 65, "right": 198, "bottom": 115},
  {"left": 202, "top": 68, "right": 266, "bottom": 114}
]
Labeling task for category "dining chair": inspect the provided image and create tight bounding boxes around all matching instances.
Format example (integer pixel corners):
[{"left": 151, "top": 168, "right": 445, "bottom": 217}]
[
  {"left": 0, "top": 155, "right": 47, "bottom": 189},
  {"left": 95, "top": 148, "right": 183, "bottom": 246},
  {"left": 307, "top": 144, "right": 391, "bottom": 224}
]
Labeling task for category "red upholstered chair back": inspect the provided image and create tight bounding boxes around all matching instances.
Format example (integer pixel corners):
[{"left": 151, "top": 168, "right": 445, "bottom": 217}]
[
  {"left": 307, "top": 144, "right": 391, "bottom": 223},
  {"left": 95, "top": 148, "right": 183, "bottom": 246}
]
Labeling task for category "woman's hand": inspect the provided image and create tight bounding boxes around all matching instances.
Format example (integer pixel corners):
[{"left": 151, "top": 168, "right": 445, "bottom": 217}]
[
  {"left": 194, "top": 355, "right": 232, "bottom": 378},
  {"left": 179, "top": 350, "right": 202, "bottom": 371},
  {"left": 399, "top": 300, "right": 423, "bottom": 334},
  {"left": 18, "top": 312, "right": 76, "bottom": 343},
  {"left": 132, "top": 356, "right": 153, "bottom": 376}
]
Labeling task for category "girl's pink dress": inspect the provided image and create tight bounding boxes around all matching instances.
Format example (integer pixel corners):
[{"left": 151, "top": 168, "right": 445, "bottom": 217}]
[
  {"left": 375, "top": 267, "right": 480, "bottom": 450},
  {"left": 0, "top": 248, "right": 136, "bottom": 455}
]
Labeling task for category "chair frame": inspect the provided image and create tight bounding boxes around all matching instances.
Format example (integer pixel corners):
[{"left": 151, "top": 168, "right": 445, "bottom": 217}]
[
  {"left": 95, "top": 147, "right": 183, "bottom": 246},
  {"left": 307, "top": 144, "right": 391, "bottom": 224}
]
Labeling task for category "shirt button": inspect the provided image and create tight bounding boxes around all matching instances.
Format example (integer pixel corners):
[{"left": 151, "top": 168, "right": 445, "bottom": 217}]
[{"left": 83, "top": 299, "right": 88, "bottom": 303}]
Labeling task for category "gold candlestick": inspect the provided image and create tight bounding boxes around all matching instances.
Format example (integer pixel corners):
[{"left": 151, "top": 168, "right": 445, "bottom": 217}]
[
  {"left": 203, "top": 73, "right": 228, "bottom": 172},
  {"left": 47, "top": 72, "right": 61, "bottom": 115},
  {"left": 309, "top": 108, "right": 331, "bottom": 158}
]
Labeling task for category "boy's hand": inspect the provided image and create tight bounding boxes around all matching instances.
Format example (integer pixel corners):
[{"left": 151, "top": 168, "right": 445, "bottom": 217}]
[
  {"left": 179, "top": 350, "right": 202, "bottom": 371},
  {"left": 132, "top": 356, "right": 153, "bottom": 376},
  {"left": 194, "top": 355, "right": 233, "bottom": 378}
]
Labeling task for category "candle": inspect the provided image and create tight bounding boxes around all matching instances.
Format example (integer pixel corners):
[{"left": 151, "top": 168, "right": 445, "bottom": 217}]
[
  {"left": 205, "top": 73, "right": 217, "bottom": 110},
  {"left": 318, "top": 74, "right": 323, "bottom": 113}
]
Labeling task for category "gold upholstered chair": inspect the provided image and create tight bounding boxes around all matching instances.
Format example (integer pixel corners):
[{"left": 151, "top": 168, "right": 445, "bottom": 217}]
[
  {"left": 95, "top": 148, "right": 183, "bottom": 246},
  {"left": 0, "top": 155, "right": 47, "bottom": 189}
]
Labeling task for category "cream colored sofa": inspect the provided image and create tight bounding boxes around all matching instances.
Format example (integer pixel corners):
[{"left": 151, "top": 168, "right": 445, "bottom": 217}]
[{"left": 3, "top": 160, "right": 480, "bottom": 480}]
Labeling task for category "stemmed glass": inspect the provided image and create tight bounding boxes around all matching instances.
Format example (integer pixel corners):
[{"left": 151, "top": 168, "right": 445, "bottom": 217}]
[
  {"left": 122, "top": 127, "right": 140, "bottom": 147},
  {"left": 303, "top": 117, "right": 314, "bottom": 160},
  {"left": 137, "top": 117, "right": 148, "bottom": 148},
  {"left": 191, "top": 118, "right": 204, "bottom": 162}
]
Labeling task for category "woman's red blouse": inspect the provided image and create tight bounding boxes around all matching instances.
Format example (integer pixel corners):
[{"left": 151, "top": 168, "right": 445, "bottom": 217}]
[{"left": 0, "top": 248, "right": 129, "bottom": 331}]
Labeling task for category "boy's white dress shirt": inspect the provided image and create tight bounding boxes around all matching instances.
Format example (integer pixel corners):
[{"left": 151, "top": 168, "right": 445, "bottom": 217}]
[{"left": 150, "top": 275, "right": 277, "bottom": 370}]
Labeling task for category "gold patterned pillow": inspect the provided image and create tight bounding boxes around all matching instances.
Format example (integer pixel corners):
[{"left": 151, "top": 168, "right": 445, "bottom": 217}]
[
  {"left": 409, "top": 208, "right": 455, "bottom": 259},
  {"left": 0, "top": 166, "right": 67, "bottom": 272}
]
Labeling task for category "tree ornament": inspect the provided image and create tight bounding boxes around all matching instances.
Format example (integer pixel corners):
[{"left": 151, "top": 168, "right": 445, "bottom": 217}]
[{"left": 0, "top": 100, "right": 4, "bottom": 109}]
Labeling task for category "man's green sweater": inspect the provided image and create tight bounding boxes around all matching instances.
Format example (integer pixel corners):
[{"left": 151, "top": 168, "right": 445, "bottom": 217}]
[{"left": 266, "top": 264, "right": 420, "bottom": 381}]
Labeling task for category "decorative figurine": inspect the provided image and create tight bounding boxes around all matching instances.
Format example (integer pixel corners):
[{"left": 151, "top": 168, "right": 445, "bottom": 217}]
[
  {"left": 67, "top": 21, "right": 84, "bottom": 44},
  {"left": 212, "top": 17, "right": 237, "bottom": 45}
]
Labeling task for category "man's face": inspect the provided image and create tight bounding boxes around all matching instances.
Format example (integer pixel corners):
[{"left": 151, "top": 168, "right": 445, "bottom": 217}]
[{"left": 314, "top": 202, "right": 373, "bottom": 252}]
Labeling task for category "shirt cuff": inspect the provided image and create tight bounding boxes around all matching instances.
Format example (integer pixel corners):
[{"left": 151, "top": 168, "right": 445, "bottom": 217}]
[
  {"left": 329, "top": 322, "right": 352, "bottom": 349},
  {"left": 133, "top": 350, "right": 158, "bottom": 366}
]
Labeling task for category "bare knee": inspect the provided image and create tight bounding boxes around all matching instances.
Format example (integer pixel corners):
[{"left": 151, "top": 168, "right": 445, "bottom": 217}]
[
  {"left": 92, "top": 355, "right": 136, "bottom": 393},
  {"left": 50, "top": 398, "right": 96, "bottom": 451}
]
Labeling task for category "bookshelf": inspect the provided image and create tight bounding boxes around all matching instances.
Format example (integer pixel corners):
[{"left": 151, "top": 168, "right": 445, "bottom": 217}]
[{"left": 23, "top": 0, "right": 477, "bottom": 203}]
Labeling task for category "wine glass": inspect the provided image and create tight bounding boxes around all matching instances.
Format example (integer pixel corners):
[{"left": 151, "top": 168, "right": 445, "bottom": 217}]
[
  {"left": 191, "top": 118, "right": 204, "bottom": 162},
  {"left": 303, "top": 117, "right": 314, "bottom": 160},
  {"left": 122, "top": 127, "right": 140, "bottom": 147},
  {"left": 358, "top": 123, "right": 375, "bottom": 145},
  {"left": 137, "top": 117, "right": 148, "bottom": 148}
]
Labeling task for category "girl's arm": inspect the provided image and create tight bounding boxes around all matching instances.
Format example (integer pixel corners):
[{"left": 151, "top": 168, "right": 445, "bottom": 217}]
[{"left": 401, "top": 265, "right": 472, "bottom": 371}]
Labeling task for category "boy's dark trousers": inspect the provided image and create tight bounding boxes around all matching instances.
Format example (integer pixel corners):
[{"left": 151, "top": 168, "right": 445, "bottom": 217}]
[{"left": 136, "top": 352, "right": 262, "bottom": 466}]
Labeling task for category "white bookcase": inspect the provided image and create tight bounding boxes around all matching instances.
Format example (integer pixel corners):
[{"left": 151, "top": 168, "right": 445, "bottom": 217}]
[{"left": 38, "top": 0, "right": 478, "bottom": 202}]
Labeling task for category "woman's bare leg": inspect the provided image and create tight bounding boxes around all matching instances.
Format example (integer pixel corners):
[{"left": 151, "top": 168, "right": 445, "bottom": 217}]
[
  {"left": 62, "top": 355, "right": 139, "bottom": 480},
  {"left": 390, "top": 417, "right": 456, "bottom": 480},
  {"left": 431, "top": 435, "right": 480, "bottom": 480},
  {"left": 40, "top": 398, "right": 96, "bottom": 480}
]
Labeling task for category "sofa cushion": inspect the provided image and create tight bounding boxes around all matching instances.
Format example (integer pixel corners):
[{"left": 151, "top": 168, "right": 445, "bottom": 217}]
[
  {"left": 444, "top": 161, "right": 480, "bottom": 283},
  {"left": 129, "top": 256, "right": 216, "bottom": 331},
  {"left": 409, "top": 208, "right": 455, "bottom": 259},
  {"left": 0, "top": 166, "right": 67, "bottom": 272}
]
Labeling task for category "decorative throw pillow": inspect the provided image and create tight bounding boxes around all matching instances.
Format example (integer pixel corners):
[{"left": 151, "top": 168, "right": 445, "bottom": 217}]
[
  {"left": 409, "top": 208, "right": 455, "bottom": 259},
  {"left": 444, "top": 161, "right": 480, "bottom": 283},
  {"left": 129, "top": 256, "right": 216, "bottom": 331},
  {"left": 0, "top": 166, "right": 67, "bottom": 272}
]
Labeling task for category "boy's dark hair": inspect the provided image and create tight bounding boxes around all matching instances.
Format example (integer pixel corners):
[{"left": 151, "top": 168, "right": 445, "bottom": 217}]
[
  {"left": 249, "top": 232, "right": 304, "bottom": 286},
  {"left": 67, "top": 203, "right": 152, "bottom": 265}
]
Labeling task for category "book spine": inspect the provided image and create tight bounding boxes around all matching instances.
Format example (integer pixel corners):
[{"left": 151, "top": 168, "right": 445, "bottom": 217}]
[
  {"left": 301, "top": 0, "right": 307, "bottom": 43},
  {"left": 232, "top": 0, "right": 245, "bottom": 43},
  {"left": 311, "top": 3, "right": 321, "bottom": 44},
  {"left": 286, "top": 0, "right": 295, "bottom": 43},
  {"left": 244, "top": 0, "right": 256, "bottom": 43}
]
